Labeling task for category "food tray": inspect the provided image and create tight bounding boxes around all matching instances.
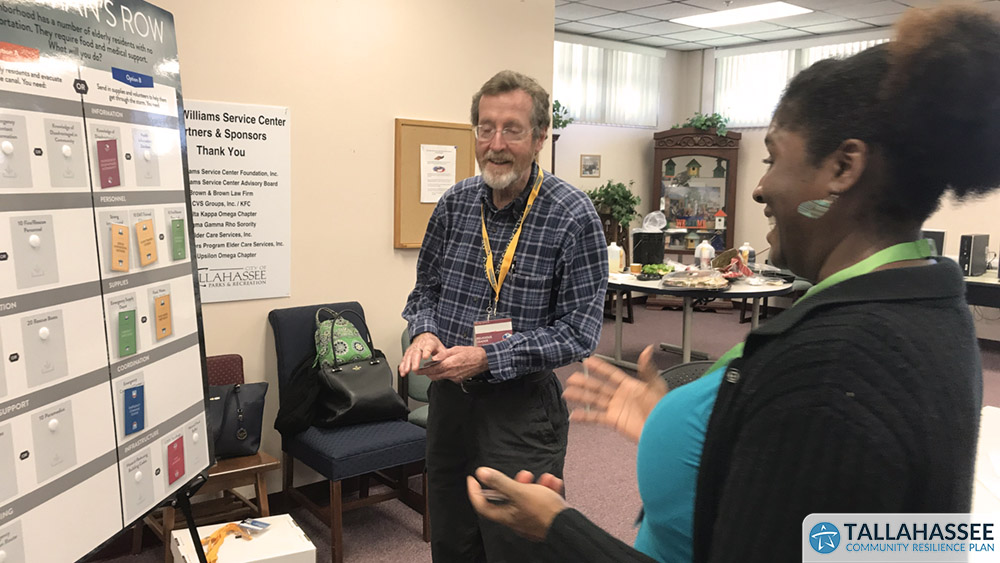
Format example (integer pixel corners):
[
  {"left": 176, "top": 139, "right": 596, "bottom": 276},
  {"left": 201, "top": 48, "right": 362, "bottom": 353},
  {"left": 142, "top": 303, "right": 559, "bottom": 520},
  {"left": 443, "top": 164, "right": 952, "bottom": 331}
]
[{"left": 661, "top": 269, "right": 730, "bottom": 290}]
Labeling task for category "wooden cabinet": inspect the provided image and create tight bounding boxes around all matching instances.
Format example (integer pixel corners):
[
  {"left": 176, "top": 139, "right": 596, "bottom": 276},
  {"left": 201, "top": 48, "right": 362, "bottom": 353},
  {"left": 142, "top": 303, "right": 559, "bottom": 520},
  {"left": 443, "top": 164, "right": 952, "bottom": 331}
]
[{"left": 652, "top": 127, "right": 741, "bottom": 254}]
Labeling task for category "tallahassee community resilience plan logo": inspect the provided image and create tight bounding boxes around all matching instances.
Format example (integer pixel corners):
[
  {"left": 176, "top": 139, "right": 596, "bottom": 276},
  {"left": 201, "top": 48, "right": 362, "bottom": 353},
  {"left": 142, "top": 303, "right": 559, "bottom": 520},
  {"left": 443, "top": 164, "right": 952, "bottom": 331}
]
[{"left": 802, "top": 514, "right": 997, "bottom": 562}]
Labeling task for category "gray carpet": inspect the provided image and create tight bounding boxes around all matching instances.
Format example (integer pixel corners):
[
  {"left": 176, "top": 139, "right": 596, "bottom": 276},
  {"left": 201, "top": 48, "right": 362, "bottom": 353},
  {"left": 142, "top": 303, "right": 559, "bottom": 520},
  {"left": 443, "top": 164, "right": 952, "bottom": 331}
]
[{"left": 91, "top": 301, "right": 1000, "bottom": 562}]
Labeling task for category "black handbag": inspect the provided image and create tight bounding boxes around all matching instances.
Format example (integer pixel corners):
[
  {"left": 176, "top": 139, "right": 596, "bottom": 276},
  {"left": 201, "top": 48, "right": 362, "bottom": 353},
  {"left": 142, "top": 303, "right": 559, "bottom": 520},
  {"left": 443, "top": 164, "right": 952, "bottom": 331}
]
[
  {"left": 274, "top": 354, "right": 321, "bottom": 437},
  {"left": 207, "top": 382, "right": 267, "bottom": 459},
  {"left": 313, "top": 308, "right": 408, "bottom": 427}
]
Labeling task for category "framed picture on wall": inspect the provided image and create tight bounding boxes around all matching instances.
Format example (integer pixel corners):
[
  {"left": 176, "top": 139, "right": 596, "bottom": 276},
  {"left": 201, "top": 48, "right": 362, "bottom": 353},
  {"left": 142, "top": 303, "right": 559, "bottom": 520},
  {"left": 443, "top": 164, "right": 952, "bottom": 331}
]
[{"left": 580, "top": 154, "right": 601, "bottom": 178}]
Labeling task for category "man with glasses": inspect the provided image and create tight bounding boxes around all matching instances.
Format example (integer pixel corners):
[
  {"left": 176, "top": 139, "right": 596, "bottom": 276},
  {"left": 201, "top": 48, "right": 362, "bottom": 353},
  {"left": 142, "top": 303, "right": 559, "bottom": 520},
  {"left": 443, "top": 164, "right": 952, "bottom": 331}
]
[{"left": 401, "top": 70, "right": 609, "bottom": 562}]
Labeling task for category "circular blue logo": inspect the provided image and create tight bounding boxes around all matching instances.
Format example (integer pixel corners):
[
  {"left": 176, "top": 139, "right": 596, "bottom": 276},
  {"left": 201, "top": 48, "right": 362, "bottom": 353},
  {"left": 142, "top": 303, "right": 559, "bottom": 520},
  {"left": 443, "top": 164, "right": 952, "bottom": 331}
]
[{"left": 809, "top": 522, "right": 840, "bottom": 554}]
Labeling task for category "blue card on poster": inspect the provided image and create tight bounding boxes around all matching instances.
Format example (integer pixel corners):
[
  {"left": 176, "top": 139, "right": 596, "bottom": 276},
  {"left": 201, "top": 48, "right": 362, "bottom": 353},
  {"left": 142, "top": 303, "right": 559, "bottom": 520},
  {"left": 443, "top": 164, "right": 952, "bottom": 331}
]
[{"left": 123, "top": 385, "right": 145, "bottom": 436}]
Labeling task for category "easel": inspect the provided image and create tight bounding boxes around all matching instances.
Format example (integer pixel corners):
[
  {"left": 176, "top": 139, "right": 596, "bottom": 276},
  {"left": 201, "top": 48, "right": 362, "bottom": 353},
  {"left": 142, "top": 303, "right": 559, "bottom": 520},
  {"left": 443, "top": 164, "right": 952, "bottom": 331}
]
[{"left": 165, "top": 472, "right": 210, "bottom": 563}]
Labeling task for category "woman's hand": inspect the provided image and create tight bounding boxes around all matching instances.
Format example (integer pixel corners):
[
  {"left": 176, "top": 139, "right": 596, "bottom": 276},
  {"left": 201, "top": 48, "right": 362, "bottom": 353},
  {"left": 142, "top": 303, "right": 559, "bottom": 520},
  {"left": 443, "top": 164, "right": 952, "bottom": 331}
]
[
  {"left": 467, "top": 467, "right": 568, "bottom": 542},
  {"left": 563, "top": 345, "right": 667, "bottom": 442}
]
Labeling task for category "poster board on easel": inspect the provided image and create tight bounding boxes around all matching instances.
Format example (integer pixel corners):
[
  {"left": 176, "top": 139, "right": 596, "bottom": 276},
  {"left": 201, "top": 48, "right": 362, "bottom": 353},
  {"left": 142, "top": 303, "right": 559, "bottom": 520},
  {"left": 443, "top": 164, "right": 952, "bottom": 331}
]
[
  {"left": 394, "top": 118, "right": 476, "bottom": 249},
  {"left": 0, "top": 1, "right": 211, "bottom": 560}
]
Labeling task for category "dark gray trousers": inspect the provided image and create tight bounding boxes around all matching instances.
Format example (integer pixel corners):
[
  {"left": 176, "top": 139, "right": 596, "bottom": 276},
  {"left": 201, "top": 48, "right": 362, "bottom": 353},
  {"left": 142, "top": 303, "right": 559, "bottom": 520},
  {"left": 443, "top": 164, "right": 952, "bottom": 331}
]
[{"left": 426, "top": 372, "right": 569, "bottom": 563}]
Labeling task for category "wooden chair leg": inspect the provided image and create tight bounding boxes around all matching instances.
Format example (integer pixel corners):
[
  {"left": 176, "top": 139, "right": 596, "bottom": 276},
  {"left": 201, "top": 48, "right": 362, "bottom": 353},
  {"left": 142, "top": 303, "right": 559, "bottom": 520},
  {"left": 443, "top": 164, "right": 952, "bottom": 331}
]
[
  {"left": 162, "top": 506, "right": 176, "bottom": 563},
  {"left": 255, "top": 471, "right": 271, "bottom": 516},
  {"left": 422, "top": 469, "right": 430, "bottom": 542},
  {"left": 130, "top": 520, "right": 144, "bottom": 554},
  {"left": 330, "top": 480, "right": 344, "bottom": 563},
  {"left": 359, "top": 474, "right": 370, "bottom": 499},
  {"left": 282, "top": 451, "right": 294, "bottom": 497}
]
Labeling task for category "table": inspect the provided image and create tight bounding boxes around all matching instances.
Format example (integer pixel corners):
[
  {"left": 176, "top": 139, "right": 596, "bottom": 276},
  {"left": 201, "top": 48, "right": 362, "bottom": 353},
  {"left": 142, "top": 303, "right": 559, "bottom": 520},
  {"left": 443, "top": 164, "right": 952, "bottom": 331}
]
[
  {"left": 601, "top": 274, "right": 794, "bottom": 368},
  {"left": 966, "top": 273, "right": 1000, "bottom": 308}
]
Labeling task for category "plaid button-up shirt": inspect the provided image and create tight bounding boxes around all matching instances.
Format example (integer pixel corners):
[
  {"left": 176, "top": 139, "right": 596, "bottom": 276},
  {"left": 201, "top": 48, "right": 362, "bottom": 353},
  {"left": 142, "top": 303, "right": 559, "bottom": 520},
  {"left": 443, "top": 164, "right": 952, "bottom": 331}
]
[{"left": 403, "top": 163, "right": 608, "bottom": 382}]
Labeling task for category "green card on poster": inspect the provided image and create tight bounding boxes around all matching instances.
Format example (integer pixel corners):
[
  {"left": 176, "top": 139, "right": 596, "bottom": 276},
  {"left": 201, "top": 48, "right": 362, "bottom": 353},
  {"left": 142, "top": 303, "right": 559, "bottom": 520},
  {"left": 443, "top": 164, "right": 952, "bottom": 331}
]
[
  {"left": 171, "top": 218, "right": 186, "bottom": 260},
  {"left": 118, "top": 310, "right": 136, "bottom": 357}
]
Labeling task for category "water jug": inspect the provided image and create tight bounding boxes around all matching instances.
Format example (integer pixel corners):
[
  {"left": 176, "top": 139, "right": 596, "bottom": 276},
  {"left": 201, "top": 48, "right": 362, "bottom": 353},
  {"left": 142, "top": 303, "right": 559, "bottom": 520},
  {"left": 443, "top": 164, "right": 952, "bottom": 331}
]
[{"left": 608, "top": 242, "right": 624, "bottom": 273}]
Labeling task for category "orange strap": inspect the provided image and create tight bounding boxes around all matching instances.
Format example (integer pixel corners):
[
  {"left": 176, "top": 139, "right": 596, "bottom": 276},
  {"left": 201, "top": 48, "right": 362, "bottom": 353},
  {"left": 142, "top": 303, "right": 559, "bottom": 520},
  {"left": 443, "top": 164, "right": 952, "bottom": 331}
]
[{"left": 200, "top": 523, "right": 251, "bottom": 563}]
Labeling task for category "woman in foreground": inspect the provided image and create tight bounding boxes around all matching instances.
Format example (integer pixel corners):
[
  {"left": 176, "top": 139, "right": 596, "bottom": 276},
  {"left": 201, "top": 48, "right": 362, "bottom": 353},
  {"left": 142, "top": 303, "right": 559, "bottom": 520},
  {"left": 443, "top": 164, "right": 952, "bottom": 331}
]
[{"left": 467, "top": 5, "right": 1000, "bottom": 562}]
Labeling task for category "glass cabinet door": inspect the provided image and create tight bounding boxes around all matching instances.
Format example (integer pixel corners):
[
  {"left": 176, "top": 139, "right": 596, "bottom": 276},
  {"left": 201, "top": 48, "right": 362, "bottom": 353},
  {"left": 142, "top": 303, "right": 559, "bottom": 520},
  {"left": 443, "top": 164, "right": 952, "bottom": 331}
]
[{"left": 660, "top": 155, "right": 729, "bottom": 251}]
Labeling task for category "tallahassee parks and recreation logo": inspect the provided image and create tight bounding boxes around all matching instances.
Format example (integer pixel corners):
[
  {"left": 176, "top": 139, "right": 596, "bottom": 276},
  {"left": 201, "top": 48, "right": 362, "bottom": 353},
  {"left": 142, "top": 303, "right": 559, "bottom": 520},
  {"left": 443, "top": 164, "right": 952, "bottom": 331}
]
[{"left": 811, "top": 522, "right": 842, "bottom": 554}]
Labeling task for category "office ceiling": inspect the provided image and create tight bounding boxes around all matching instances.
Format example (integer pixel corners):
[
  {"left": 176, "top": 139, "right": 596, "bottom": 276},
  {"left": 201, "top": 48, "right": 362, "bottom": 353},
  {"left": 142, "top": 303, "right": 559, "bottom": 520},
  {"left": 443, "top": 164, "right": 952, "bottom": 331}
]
[{"left": 555, "top": 0, "right": 999, "bottom": 51}]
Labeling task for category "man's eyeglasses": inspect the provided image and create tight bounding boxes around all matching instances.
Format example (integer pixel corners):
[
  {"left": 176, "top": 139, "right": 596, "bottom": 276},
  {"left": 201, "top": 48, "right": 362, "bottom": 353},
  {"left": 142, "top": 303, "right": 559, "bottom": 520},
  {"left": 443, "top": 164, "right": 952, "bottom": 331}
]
[{"left": 474, "top": 125, "right": 532, "bottom": 142}]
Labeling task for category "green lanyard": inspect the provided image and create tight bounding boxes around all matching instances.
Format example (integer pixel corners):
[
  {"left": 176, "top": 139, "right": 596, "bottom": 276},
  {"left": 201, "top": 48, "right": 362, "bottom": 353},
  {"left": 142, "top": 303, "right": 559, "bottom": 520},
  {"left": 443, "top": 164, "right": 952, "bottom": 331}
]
[{"left": 706, "top": 239, "right": 934, "bottom": 372}]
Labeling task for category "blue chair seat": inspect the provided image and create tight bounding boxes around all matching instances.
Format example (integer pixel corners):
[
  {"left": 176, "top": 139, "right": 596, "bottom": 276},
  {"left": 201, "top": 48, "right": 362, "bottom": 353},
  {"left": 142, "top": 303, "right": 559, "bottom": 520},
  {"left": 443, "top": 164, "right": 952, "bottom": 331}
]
[{"left": 284, "top": 420, "right": 426, "bottom": 483}]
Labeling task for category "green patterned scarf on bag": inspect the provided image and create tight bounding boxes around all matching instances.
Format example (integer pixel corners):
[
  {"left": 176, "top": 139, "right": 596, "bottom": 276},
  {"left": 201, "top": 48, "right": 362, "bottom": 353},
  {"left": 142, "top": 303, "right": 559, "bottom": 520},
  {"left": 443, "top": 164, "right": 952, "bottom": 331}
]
[{"left": 314, "top": 308, "right": 373, "bottom": 368}]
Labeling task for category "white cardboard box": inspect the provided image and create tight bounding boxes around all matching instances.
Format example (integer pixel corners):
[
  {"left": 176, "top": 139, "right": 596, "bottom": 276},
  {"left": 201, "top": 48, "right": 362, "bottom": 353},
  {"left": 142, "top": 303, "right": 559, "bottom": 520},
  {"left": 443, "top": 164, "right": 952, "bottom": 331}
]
[
  {"left": 171, "top": 514, "right": 315, "bottom": 563},
  {"left": 974, "top": 406, "right": 1000, "bottom": 513}
]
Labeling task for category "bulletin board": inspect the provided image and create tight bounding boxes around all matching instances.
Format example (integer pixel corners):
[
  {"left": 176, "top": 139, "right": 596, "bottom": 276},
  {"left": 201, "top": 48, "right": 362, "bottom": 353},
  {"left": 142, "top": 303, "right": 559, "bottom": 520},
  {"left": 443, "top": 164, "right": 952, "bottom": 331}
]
[
  {"left": 394, "top": 118, "right": 476, "bottom": 248},
  {"left": 0, "top": 1, "right": 210, "bottom": 561}
]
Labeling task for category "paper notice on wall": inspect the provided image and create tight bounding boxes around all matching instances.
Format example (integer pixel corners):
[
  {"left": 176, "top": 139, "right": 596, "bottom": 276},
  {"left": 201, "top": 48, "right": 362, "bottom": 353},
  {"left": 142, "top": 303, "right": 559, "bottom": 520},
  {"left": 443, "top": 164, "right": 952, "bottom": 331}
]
[
  {"left": 185, "top": 100, "right": 291, "bottom": 303},
  {"left": 420, "top": 144, "right": 457, "bottom": 203}
]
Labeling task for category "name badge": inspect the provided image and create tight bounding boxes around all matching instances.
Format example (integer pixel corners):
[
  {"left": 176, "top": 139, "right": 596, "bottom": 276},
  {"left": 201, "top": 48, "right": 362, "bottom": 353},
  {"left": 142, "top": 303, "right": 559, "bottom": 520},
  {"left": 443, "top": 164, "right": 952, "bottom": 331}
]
[{"left": 474, "top": 317, "right": 512, "bottom": 347}]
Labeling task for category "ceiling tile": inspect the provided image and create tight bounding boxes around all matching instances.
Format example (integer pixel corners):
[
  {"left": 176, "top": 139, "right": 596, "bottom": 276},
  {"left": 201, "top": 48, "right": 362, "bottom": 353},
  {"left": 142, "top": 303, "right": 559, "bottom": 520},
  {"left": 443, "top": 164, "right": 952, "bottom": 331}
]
[
  {"left": 555, "top": 0, "right": 571, "bottom": 5},
  {"left": 579, "top": 13, "right": 659, "bottom": 28},
  {"left": 664, "top": 28, "right": 731, "bottom": 41},
  {"left": 591, "top": 29, "right": 649, "bottom": 41},
  {"left": 711, "top": 21, "right": 784, "bottom": 34},
  {"left": 826, "top": 0, "right": 906, "bottom": 18},
  {"left": 762, "top": 11, "right": 845, "bottom": 27},
  {"left": 580, "top": 0, "right": 668, "bottom": 10},
  {"left": 800, "top": 20, "right": 875, "bottom": 34},
  {"left": 747, "top": 28, "right": 813, "bottom": 40},
  {"left": 669, "top": 42, "right": 711, "bottom": 51},
  {"left": 860, "top": 13, "right": 900, "bottom": 26},
  {"left": 555, "top": 22, "right": 613, "bottom": 34},
  {"left": 624, "top": 20, "right": 696, "bottom": 34},
  {"left": 895, "top": 0, "right": 950, "bottom": 7},
  {"left": 785, "top": 0, "right": 872, "bottom": 9},
  {"left": 700, "top": 35, "right": 762, "bottom": 46},
  {"left": 630, "top": 36, "right": 685, "bottom": 47},
  {"left": 555, "top": 18, "right": 570, "bottom": 25},
  {"left": 631, "top": 3, "right": 712, "bottom": 20},
  {"left": 683, "top": 0, "right": 779, "bottom": 9},
  {"left": 555, "top": 3, "right": 614, "bottom": 21}
]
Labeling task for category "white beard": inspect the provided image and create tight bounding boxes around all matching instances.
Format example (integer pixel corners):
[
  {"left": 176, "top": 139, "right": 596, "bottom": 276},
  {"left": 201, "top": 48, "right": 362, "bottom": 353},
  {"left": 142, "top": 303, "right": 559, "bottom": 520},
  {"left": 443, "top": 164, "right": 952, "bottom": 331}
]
[
  {"left": 482, "top": 165, "right": 519, "bottom": 191},
  {"left": 479, "top": 149, "right": 529, "bottom": 192}
]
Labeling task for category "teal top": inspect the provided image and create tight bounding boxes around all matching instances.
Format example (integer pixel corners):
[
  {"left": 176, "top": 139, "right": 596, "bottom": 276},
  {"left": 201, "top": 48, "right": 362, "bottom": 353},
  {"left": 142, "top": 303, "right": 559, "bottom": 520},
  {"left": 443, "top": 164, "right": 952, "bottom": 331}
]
[
  {"left": 634, "top": 365, "right": 724, "bottom": 562},
  {"left": 632, "top": 240, "right": 933, "bottom": 562}
]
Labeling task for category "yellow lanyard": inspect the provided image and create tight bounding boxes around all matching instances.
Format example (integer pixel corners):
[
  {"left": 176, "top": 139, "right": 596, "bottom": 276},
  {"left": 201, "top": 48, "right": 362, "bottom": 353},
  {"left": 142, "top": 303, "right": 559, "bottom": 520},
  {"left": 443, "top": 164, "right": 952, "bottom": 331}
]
[{"left": 480, "top": 169, "right": 544, "bottom": 312}]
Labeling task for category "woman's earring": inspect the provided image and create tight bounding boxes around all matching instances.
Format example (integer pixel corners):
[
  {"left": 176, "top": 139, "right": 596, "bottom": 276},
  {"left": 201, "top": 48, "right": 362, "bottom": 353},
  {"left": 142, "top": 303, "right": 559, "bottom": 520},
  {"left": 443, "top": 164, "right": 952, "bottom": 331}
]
[{"left": 797, "top": 194, "right": 839, "bottom": 219}]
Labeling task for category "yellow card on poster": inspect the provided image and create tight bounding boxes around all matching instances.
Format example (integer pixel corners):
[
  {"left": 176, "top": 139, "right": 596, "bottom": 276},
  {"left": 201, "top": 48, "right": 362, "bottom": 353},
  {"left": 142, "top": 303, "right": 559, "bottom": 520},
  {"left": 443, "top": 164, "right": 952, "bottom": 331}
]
[
  {"left": 154, "top": 294, "right": 172, "bottom": 340},
  {"left": 110, "top": 223, "right": 129, "bottom": 272},
  {"left": 135, "top": 219, "right": 158, "bottom": 267}
]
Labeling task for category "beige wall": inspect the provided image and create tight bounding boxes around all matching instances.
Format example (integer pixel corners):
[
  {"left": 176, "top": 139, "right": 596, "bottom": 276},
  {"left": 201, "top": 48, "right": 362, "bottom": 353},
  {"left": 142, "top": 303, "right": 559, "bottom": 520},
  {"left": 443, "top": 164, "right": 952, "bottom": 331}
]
[{"left": 157, "top": 0, "right": 555, "bottom": 488}]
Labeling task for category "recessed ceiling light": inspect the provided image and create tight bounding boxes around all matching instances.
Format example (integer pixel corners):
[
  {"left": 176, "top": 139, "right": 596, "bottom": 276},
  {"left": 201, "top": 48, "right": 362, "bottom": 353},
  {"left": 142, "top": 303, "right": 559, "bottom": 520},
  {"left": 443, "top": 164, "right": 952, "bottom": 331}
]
[{"left": 672, "top": 2, "right": 812, "bottom": 29}]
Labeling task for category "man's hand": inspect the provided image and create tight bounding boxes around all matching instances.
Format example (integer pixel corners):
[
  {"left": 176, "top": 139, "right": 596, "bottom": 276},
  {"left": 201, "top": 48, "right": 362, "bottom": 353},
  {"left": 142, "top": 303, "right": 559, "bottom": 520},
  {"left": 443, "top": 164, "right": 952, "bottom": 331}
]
[
  {"left": 415, "top": 345, "right": 488, "bottom": 383},
  {"left": 467, "top": 466, "right": 568, "bottom": 542},
  {"left": 399, "top": 332, "right": 445, "bottom": 377},
  {"left": 562, "top": 345, "right": 667, "bottom": 442}
]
